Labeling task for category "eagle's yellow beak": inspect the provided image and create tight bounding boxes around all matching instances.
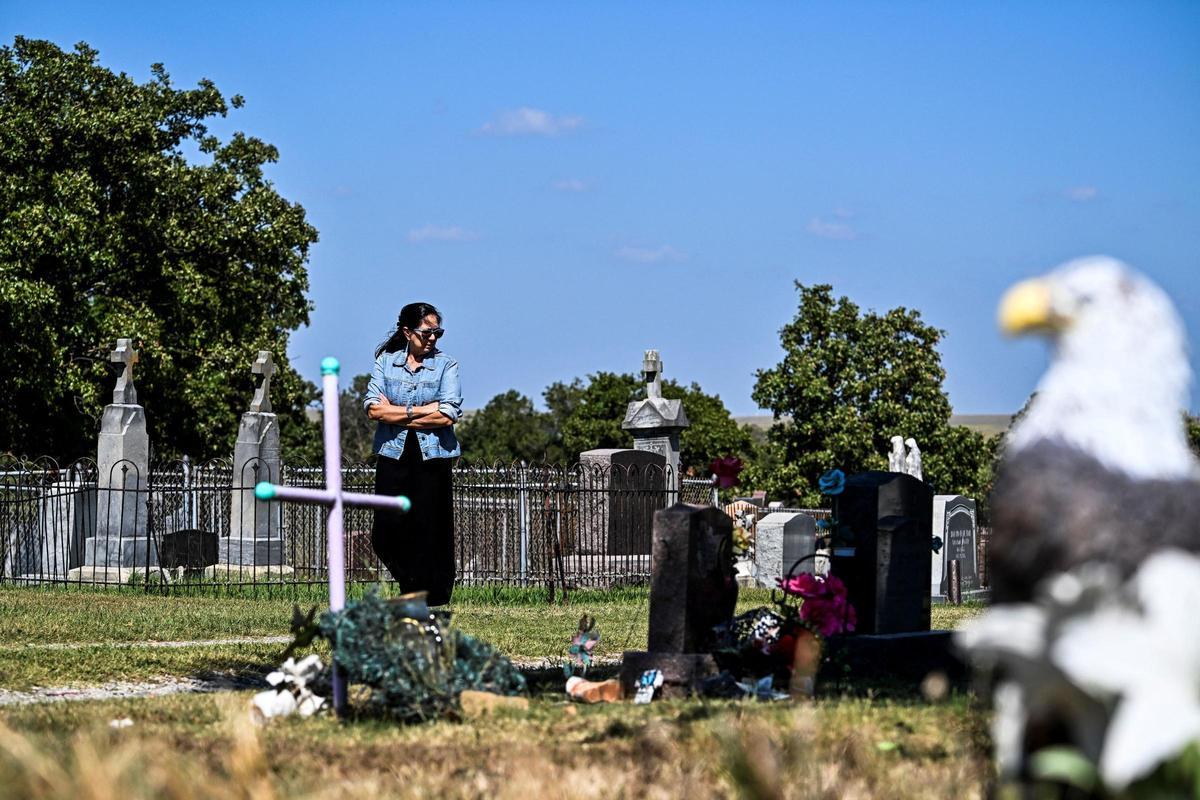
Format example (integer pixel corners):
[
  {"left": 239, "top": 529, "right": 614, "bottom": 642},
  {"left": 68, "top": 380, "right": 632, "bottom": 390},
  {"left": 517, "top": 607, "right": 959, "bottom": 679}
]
[{"left": 998, "top": 278, "right": 1059, "bottom": 335}]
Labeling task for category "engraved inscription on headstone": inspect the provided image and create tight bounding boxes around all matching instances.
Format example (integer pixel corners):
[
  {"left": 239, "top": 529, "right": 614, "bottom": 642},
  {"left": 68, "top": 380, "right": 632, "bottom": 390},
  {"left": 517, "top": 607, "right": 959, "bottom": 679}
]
[{"left": 940, "top": 498, "right": 979, "bottom": 595}]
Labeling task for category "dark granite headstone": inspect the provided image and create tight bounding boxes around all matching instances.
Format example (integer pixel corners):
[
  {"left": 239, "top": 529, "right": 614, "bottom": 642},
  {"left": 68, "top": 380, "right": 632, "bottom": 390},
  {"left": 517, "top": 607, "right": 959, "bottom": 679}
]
[
  {"left": 578, "top": 449, "right": 667, "bottom": 556},
  {"left": 832, "top": 471, "right": 933, "bottom": 634},
  {"left": 933, "top": 496, "right": 981, "bottom": 597},
  {"left": 159, "top": 529, "right": 219, "bottom": 570},
  {"left": 621, "top": 503, "right": 738, "bottom": 696}
]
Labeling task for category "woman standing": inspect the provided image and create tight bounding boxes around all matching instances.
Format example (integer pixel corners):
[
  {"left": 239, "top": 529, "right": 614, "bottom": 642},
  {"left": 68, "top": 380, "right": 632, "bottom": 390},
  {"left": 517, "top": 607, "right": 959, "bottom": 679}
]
[{"left": 365, "top": 302, "right": 462, "bottom": 605}]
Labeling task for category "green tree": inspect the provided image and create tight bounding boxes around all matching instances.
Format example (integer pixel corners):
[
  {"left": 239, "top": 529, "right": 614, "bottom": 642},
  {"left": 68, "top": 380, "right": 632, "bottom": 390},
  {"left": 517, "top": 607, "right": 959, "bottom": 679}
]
[
  {"left": 1186, "top": 413, "right": 1200, "bottom": 458},
  {"left": 338, "top": 374, "right": 376, "bottom": 463},
  {"left": 457, "top": 390, "right": 554, "bottom": 464},
  {"left": 557, "top": 372, "right": 752, "bottom": 472},
  {"left": 748, "top": 282, "right": 994, "bottom": 506},
  {"left": 0, "top": 38, "right": 319, "bottom": 461}
]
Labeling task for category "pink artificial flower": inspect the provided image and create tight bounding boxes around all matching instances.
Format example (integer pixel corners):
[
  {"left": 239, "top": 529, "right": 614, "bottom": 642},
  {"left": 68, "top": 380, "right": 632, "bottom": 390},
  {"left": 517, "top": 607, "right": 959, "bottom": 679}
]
[
  {"left": 709, "top": 456, "right": 744, "bottom": 489},
  {"left": 776, "top": 573, "right": 857, "bottom": 636}
]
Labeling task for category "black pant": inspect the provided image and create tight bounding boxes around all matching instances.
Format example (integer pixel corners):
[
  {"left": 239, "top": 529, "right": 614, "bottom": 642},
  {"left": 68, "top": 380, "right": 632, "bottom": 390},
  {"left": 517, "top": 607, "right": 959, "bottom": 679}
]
[{"left": 371, "top": 432, "right": 455, "bottom": 605}]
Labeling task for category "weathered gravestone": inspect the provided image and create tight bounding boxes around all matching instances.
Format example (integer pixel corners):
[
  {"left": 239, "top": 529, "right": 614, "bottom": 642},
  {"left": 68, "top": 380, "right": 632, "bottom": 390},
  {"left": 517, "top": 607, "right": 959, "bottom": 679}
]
[
  {"left": 82, "top": 339, "right": 154, "bottom": 573},
  {"left": 620, "top": 503, "right": 738, "bottom": 697},
  {"left": 220, "top": 351, "right": 284, "bottom": 567},
  {"left": 931, "top": 495, "right": 983, "bottom": 600},
  {"left": 578, "top": 448, "right": 667, "bottom": 557},
  {"left": 621, "top": 350, "right": 689, "bottom": 486},
  {"left": 831, "top": 471, "right": 933, "bottom": 634},
  {"left": 6, "top": 470, "right": 96, "bottom": 581},
  {"left": 753, "top": 511, "right": 818, "bottom": 588}
]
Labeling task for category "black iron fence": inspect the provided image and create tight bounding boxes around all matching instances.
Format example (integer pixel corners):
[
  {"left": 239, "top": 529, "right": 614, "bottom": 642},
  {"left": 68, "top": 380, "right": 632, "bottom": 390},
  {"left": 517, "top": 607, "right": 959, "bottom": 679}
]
[{"left": 0, "top": 455, "right": 688, "bottom": 594}]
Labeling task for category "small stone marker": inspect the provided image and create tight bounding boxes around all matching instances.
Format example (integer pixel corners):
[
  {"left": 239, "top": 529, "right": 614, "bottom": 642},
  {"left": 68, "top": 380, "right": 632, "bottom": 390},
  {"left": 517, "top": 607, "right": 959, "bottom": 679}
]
[
  {"left": 931, "top": 496, "right": 982, "bottom": 601},
  {"left": 621, "top": 503, "right": 737, "bottom": 697},
  {"left": 221, "top": 351, "right": 284, "bottom": 567},
  {"left": 753, "top": 512, "right": 818, "bottom": 587},
  {"left": 832, "top": 471, "right": 933, "bottom": 634},
  {"left": 83, "top": 339, "right": 153, "bottom": 573}
]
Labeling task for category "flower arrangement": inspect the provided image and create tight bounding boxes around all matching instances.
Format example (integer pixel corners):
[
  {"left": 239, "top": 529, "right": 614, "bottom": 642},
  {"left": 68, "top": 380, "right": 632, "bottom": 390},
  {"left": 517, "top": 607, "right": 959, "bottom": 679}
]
[
  {"left": 251, "top": 654, "right": 327, "bottom": 722},
  {"left": 777, "top": 572, "right": 857, "bottom": 637}
]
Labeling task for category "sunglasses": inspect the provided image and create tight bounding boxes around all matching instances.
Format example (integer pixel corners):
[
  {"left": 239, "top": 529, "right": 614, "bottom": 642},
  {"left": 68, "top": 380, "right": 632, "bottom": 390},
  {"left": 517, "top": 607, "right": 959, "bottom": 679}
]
[{"left": 408, "top": 327, "right": 445, "bottom": 339}]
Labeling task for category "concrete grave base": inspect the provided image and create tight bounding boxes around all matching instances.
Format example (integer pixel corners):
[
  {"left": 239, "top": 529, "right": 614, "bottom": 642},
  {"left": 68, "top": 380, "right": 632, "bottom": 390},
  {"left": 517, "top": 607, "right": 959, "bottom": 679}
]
[
  {"left": 619, "top": 651, "right": 719, "bottom": 699},
  {"left": 82, "top": 537, "right": 158, "bottom": 569},
  {"left": 65, "top": 566, "right": 145, "bottom": 584},
  {"left": 821, "top": 630, "right": 968, "bottom": 685},
  {"left": 217, "top": 537, "right": 285, "bottom": 566},
  {"left": 202, "top": 564, "right": 295, "bottom": 580}
]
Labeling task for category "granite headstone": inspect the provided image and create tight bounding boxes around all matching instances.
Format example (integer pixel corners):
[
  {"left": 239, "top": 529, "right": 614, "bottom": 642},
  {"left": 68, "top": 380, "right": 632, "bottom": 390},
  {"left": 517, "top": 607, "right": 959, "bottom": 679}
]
[{"left": 831, "top": 471, "right": 933, "bottom": 634}]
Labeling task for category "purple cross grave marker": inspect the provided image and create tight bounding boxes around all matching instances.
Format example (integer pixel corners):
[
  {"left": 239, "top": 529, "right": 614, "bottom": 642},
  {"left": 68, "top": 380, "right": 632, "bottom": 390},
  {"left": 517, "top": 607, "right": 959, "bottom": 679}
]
[{"left": 254, "top": 356, "right": 410, "bottom": 715}]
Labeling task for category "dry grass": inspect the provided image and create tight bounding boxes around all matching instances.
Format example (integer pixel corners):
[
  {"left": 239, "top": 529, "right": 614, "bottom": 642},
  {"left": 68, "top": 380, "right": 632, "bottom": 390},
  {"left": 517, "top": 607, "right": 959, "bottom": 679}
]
[{"left": 0, "top": 691, "right": 990, "bottom": 800}]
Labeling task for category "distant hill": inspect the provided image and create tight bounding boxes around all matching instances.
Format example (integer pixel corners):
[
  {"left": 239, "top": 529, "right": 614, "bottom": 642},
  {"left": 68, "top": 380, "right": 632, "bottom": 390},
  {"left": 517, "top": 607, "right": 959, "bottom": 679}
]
[{"left": 736, "top": 413, "right": 1012, "bottom": 437}]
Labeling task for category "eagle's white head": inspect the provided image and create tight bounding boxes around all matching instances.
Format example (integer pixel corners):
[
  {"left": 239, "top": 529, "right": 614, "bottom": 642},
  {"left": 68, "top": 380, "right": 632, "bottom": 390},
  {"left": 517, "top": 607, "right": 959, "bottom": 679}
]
[{"left": 999, "top": 256, "right": 1195, "bottom": 480}]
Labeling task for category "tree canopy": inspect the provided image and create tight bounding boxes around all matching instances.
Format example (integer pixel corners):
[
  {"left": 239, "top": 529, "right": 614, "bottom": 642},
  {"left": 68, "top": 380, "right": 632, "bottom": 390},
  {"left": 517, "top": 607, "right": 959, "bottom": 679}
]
[
  {"left": 0, "top": 38, "right": 320, "bottom": 461},
  {"left": 456, "top": 372, "right": 753, "bottom": 471},
  {"left": 749, "top": 282, "right": 997, "bottom": 507}
]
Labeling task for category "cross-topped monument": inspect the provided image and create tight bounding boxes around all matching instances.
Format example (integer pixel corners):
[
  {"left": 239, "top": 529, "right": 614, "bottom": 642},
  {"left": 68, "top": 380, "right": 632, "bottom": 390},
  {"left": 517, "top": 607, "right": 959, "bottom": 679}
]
[
  {"left": 623, "top": 349, "right": 689, "bottom": 486},
  {"left": 110, "top": 338, "right": 139, "bottom": 405},
  {"left": 250, "top": 351, "right": 274, "bottom": 413},
  {"left": 643, "top": 349, "right": 663, "bottom": 400}
]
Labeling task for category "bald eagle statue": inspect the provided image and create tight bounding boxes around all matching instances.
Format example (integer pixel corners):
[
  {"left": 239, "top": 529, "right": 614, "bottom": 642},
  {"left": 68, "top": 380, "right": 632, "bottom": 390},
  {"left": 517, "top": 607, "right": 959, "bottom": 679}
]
[{"left": 989, "top": 256, "right": 1200, "bottom": 603}]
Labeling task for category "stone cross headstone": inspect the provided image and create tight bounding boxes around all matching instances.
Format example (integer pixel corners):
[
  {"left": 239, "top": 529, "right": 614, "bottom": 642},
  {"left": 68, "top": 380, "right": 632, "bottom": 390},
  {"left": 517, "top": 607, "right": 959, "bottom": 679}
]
[
  {"left": 753, "top": 511, "right": 819, "bottom": 588},
  {"left": 644, "top": 350, "right": 663, "bottom": 399},
  {"left": 111, "top": 338, "right": 138, "bottom": 404},
  {"left": 931, "top": 495, "right": 982, "bottom": 601},
  {"left": 250, "top": 351, "right": 274, "bottom": 413},
  {"left": 83, "top": 339, "right": 153, "bottom": 576},
  {"left": 620, "top": 503, "right": 737, "bottom": 697},
  {"left": 622, "top": 349, "right": 689, "bottom": 485},
  {"left": 221, "top": 351, "right": 284, "bottom": 567}
]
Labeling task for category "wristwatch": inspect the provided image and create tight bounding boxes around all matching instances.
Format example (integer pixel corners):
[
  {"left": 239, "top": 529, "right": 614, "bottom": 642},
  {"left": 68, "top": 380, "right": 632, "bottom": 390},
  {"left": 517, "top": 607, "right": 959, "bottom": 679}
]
[{"left": 406, "top": 403, "right": 414, "bottom": 420}]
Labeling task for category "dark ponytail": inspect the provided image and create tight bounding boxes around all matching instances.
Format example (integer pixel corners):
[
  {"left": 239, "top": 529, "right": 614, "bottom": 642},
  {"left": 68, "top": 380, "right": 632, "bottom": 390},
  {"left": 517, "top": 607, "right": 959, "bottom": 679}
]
[{"left": 375, "top": 302, "right": 443, "bottom": 358}]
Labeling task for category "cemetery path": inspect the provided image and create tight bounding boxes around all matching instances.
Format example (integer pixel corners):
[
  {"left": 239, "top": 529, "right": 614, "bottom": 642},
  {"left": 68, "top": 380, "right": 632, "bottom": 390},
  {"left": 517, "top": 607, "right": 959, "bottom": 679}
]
[
  {"left": 0, "top": 675, "right": 261, "bottom": 707},
  {"left": 0, "top": 635, "right": 292, "bottom": 652}
]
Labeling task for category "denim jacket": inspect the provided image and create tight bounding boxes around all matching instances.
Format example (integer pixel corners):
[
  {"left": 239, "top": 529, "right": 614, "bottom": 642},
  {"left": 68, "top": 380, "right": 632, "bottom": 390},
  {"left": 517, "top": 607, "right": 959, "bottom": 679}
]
[{"left": 364, "top": 347, "right": 463, "bottom": 460}]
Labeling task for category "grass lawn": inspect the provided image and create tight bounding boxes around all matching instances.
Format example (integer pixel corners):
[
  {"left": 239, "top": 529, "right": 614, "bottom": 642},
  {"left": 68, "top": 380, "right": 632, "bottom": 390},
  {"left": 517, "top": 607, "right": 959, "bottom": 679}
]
[{"left": 0, "top": 585, "right": 991, "bottom": 799}]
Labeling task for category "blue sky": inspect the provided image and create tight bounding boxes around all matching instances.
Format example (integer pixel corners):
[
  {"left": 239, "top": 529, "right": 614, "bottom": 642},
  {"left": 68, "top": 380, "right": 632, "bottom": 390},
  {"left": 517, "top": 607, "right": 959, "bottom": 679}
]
[{"left": 5, "top": 2, "right": 1199, "bottom": 415}]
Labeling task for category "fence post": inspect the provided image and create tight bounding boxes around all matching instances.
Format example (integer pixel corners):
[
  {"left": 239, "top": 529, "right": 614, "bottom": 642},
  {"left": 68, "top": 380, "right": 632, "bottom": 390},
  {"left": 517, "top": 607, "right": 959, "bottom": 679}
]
[{"left": 517, "top": 461, "right": 529, "bottom": 584}]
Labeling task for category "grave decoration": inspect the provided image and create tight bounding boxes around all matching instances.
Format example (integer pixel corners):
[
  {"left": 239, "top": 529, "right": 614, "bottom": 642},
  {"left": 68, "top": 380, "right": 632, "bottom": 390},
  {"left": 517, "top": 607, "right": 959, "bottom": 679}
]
[
  {"left": 564, "top": 614, "right": 600, "bottom": 677},
  {"left": 706, "top": 561, "right": 855, "bottom": 699},
  {"left": 251, "top": 654, "right": 326, "bottom": 722},
  {"left": 256, "top": 356, "right": 523, "bottom": 720},
  {"left": 958, "top": 549, "right": 1200, "bottom": 798},
  {"left": 315, "top": 591, "right": 526, "bottom": 722},
  {"left": 962, "top": 258, "right": 1200, "bottom": 797}
]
